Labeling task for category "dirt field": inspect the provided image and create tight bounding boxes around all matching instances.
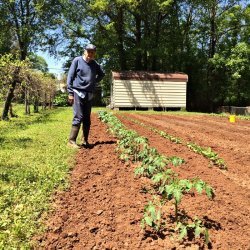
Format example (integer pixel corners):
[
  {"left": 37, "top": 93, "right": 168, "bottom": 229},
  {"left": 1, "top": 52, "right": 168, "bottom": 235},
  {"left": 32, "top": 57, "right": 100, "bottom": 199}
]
[{"left": 37, "top": 112, "right": 250, "bottom": 249}]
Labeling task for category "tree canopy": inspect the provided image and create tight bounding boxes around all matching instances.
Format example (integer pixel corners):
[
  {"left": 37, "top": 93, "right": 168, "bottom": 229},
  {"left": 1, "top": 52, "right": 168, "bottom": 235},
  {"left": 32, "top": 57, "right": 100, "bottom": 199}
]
[{"left": 0, "top": 0, "right": 249, "bottom": 112}]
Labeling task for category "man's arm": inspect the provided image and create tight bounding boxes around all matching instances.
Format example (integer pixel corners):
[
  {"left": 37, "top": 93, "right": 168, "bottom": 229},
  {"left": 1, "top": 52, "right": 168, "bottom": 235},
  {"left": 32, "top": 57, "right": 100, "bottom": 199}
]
[
  {"left": 67, "top": 58, "right": 78, "bottom": 96},
  {"left": 96, "top": 63, "right": 105, "bottom": 83}
]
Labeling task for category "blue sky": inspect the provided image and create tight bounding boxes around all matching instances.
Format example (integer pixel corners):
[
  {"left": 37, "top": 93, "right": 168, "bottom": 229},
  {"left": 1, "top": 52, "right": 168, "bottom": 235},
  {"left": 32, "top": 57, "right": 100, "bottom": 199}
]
[{"left": 37, "top": 50, "right": 65, "bottom": 77}]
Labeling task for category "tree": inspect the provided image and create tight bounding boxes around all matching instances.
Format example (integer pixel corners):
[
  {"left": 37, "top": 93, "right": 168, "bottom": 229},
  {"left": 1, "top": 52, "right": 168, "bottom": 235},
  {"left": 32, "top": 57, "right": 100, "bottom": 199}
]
[
  {"left": 58, "top": 0, "right": 250, "bottom": 111},
  {"left": 28, "top": 53, "right": 49, "bottom": 73},
  {"left": 0, "top": 0, "right": 61, "bottom": 118},
  {"left": 0, "top": 54, "right": 30, "bottom": 120}
]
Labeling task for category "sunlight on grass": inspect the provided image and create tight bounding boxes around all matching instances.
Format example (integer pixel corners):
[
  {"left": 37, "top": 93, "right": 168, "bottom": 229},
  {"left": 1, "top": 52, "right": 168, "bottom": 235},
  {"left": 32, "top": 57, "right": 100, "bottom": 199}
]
[{"left": 0, "top": 105, "right": 78, "bottom": 248}]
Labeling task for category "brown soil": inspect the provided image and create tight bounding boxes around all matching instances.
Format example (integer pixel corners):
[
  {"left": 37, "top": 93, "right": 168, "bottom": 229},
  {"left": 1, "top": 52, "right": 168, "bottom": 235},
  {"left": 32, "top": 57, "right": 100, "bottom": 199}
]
[{"left": 36, "top": 113, "right": 250, "bottom": 250}]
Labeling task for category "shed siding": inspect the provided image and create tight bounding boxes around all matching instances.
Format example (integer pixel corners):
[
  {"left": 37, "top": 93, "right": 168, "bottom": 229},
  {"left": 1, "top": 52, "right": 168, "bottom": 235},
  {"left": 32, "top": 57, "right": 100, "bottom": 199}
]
[{"left": 112, "top": 80, "right": 187, "bottom": 108}]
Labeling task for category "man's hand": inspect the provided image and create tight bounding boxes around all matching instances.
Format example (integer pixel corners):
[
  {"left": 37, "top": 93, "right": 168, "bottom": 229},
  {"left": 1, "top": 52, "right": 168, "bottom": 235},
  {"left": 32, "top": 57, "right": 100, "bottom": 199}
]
[{"left": 68, "top": 95, "right": 74, "bottom": 105}]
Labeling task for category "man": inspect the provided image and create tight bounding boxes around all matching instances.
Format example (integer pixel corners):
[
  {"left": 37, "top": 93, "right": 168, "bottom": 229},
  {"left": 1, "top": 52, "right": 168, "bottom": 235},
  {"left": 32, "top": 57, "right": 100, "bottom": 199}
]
[{"left": 67, "top": 44, "right": 105, "bottom": 148}]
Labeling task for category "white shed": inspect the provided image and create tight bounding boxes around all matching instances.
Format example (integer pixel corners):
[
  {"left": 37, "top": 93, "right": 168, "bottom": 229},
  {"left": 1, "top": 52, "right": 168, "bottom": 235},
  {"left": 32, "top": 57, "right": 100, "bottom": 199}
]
[{"left": 110, "top": 71, "right": 188, "bottom": 110}]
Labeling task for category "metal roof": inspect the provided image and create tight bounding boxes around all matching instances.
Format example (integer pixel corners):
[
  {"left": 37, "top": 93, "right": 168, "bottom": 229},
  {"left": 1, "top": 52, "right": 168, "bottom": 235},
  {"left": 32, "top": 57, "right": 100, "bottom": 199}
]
[{"left": 112, "top": 71, "right": 188, "bottom": 81}]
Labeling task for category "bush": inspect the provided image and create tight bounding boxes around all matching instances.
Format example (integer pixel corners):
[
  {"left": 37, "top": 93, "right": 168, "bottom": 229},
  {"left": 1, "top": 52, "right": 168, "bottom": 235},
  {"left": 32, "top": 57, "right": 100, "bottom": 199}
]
[{"left": 53, "top": 91, "right": 68, "bottom": 107}]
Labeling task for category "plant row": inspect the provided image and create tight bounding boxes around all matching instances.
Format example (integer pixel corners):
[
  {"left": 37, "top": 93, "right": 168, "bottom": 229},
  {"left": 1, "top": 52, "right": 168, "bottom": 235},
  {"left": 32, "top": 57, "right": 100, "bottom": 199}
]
[
  {"left": 98, "top": 111, "right": 215, "bottom": 245},
  {"left": 122, "top": 116, "right": 227, "bottom": 170}
]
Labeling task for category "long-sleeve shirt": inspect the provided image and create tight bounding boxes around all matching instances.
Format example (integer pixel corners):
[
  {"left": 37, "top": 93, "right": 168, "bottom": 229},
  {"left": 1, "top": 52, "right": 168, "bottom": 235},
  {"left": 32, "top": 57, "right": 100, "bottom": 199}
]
[{"left": 67, "top": 56, "right": 105, "bottom": 97}]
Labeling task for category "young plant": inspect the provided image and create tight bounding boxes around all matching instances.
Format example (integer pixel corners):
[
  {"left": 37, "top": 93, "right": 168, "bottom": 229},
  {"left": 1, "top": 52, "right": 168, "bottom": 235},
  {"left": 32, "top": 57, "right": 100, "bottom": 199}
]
[
  {"left": 157, "top": 130, "right": 182, "bottom": 144},
  {"left": 151, "top": 169, "right": 177, "bottom": 190},
  {"left": 187, "top": 143, "right": 227, "bottom": 170},
  {"left": 167, "top": 156, "right": 185, "bottom": 167},
  {"left": 141, "top": 198, "right": 163, "bottom": 232},
  {"left": 159, "top": 178, "right": 214, "bottom": 221},
  {"left": 134, "top": 151, "right": 168, "bottom": 177},
  {"left": 176, "top": 218, "right": 210, "bottom": 245}
]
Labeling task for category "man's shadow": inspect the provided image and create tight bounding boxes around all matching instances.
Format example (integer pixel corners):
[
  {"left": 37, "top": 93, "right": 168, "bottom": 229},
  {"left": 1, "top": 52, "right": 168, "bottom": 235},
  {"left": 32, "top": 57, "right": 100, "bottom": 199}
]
[{"left": 82, "top": 140, "right": 116, "bottom": 149}]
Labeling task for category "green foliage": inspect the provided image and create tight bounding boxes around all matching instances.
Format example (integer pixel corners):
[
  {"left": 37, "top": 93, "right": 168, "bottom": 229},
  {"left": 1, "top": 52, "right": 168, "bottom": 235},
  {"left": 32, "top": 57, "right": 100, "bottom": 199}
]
[
  {"left": 187, "top": 142, "right": 227, "bottom": 170},
  {"left": 58, "top": 0, "right": 249, "bottom": 111},
  {"left": 135, "top": 151, "right": 168, "bottom": 177},
  {"left": 167, "top": 156, "right": 185, "bottom": 167},
  {"left": 0, "top": 53, "right": 58, "bottom": 118},
  {"left": 99, "top": 111, "right": 214, "bottom": 246},
  {"left": 53, "top": 91, "right": 68, "bottom": 107},
  {"left": 151, "top": 169, "right": 177, "bottom": 188},
  {"left": 28, "top": 53, "right": 49, "bottom": 73},
  {"left": 123, "top": 115, "right": 226, "bottom": 170},
  {"left": 99, "top": 110, "right": 149, "bottom": 162},
  {"left": 158, "top": 130, "right": 182, "bottom": 144},
  {"left": 176, "top": 218, "right": 210, "bottom": 244},
  {"left": 0, "top": 106, "right": 77, "bottom": 248},
  {"left": 141, "top": 198, "right": 163, "bottom": 232},
  {"left": 0, "top": 0, "right": 62, "bottom": 59}
]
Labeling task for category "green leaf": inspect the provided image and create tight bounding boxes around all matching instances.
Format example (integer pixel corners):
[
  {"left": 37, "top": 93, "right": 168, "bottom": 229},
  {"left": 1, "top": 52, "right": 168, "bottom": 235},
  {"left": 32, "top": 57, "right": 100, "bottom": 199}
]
[
  {"left": 194, "top": 180, "right": 204, "bottom": 194},
  {"left": 204, "top": 229, "right": 210, "bottom": 245},
  {"left": 205, "top": 185, "right": 214, "bottom": 199},
  {"left": 194, "top": 225, "right": 201, "bottom": 238},
  {"left": 148, "top": 204, "right": 156, "bottom": 215},
  {"left": 144, "top": 216, "right": 153, "bottom": 227},
  {"left": 179, "top": 225, "right": 187, "bottom": 239},
  {"left": 173, "top": 188, "right": 182, "bottom": 204}
]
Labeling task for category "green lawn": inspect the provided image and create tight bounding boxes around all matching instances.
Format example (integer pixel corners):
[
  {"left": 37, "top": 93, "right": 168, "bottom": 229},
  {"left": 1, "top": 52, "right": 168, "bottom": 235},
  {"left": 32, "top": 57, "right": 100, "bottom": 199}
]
[{"left": 0, "top": 105, "right": 78, "bottom": 248}]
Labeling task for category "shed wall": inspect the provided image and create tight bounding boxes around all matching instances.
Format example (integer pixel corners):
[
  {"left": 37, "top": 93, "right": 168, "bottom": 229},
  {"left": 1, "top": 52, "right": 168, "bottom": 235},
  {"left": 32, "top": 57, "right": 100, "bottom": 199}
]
[{"left": 112, "top": 79, "right": 187, "bottom": 108}]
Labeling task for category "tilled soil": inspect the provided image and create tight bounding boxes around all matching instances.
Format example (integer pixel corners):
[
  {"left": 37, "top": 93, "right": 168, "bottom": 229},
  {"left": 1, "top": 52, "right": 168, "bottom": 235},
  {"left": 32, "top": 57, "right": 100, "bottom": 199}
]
[{"left": 37, "top": 113, "right": 250, "bottom": 250}]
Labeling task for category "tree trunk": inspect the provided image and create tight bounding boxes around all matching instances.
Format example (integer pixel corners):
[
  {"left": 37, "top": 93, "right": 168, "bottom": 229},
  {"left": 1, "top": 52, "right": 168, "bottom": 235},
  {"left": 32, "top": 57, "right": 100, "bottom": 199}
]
[
  {"left": 49, "top": 95, "right": 52, "bottom": 109},
  {"left": 134, "top": 14, "right": 142, "bottom": 70},
  {"left": 25, "top": 87, "right": 30, "bottom": 115},
  {"left": 43, "top": 93, "right": 47, "bottom": 110},
  {"left": 34, "top": 97, "right": 39, "bottom": 113},
  {"left": 115, "top": 7, "right": 127, "bottom": 70},
  {"left": 152, "top": 13, "right": 162, "bottom": 71},
  {"left": 207, "top": 1, "right": 217, "bottom": 112},
  {"left": 9, "top": 104, "right": 17, "bottom": 117},
  {"left": 1, "top": 68, "right": 20, "bottom": 120}
]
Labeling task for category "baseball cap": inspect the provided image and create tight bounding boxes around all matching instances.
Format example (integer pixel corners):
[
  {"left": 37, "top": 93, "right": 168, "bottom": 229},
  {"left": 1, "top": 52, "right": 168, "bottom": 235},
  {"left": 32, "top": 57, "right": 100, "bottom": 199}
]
[{"left": 85, "top": 44, "right": 96, "bottom": 51}]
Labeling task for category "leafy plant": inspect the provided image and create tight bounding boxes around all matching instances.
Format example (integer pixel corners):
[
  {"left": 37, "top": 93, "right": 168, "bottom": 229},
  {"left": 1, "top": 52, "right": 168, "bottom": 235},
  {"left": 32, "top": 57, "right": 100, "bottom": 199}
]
[
  {"left": 121, "top": 115, "right": 227, "bottom": 170},
  {"left": 156, "top": 177, "right": 214, "bottom": 221},
  {"left": 53, "top": 91, "right": 68, "bottom": 107},
  {"left": 167, "top": 156, "right": 185, "bottom": 167},
  {"left": 135, "top": 152, "right": 168, "bottom": 177},
  {"left": 187, "top": 143, "right": 227, "bottom": 170},
  {"left": 99, "top": 111, "right": 215, "bottom": 246},
  {"left": 176, "top": 218, "right": 210, "bottom": 245},
  {"left": 141, "top": 198, "right": 163, "bottom": 232},
  {"left": 151, "top": 169, "right": 177, "bottom": 188}
]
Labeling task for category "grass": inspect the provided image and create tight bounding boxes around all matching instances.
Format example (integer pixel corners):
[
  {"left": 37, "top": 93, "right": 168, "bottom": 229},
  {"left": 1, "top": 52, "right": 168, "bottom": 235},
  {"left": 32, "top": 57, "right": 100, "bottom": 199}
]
[{"left": 0, "top": 104, "right": 79, "bottom": 249}]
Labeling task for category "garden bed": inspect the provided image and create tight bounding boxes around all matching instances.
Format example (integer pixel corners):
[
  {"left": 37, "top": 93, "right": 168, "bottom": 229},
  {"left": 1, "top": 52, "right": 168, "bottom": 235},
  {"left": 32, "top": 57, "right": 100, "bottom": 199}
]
[{"left": 37, "top": 112, "right": 250, "bottom": 249}]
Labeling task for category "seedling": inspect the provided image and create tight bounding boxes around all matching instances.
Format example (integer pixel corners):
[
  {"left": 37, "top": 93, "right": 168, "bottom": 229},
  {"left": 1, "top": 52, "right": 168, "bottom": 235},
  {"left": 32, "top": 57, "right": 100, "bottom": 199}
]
[
  {"left": 176, "top": 218, "right": 210, "bottom": 245},
  {"left": 167, "top": 156, "right": 185, "bottom": 167},
  {"left": 157, "top": 177, "right": 214, "bottom": 221},
  {"left": 187, "top": 143, "right": 227, "bottom": 170},
  {"left": 99, "top": 111, "right": 214, "bottom": 246},
  {"left": 134, "top": 152, "right": 168, "bottom": 177},
  {"left": 141, "top": 198, "right": 163, "bottom": 232}
]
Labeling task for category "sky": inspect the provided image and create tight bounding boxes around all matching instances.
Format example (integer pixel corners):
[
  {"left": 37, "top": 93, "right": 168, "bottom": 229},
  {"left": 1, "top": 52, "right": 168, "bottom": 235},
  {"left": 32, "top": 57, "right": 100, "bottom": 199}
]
[{"left": 37, "top": 50, "right": 65, "bottom": 79}]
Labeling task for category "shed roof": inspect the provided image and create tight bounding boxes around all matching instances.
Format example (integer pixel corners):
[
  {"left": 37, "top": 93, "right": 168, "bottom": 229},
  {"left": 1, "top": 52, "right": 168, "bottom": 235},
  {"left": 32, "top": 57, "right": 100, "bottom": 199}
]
[{"left": 112, "top": 71, "right": 188, "bottom": 81}]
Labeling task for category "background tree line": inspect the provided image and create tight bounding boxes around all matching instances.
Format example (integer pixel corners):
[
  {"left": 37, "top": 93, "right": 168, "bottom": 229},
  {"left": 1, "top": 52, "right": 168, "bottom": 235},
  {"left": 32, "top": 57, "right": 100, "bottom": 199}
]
[
  {"left": 0, "top": 0, "right": 249, "bottom": 115},
  {"left": 0, "top": 0, "right": 62, "bottom": 120}
]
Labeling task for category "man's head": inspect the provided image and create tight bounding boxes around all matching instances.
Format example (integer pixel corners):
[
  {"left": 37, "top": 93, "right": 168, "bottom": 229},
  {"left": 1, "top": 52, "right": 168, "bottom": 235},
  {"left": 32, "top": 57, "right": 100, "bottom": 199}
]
[{"left": 83, "top": 44, "right": 96, "bottom": 62}]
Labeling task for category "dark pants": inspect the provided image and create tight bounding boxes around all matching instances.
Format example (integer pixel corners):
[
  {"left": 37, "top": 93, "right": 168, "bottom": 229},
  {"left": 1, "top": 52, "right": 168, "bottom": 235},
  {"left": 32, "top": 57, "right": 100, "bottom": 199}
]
[{"left": 72, "top": 93, "right": 92, "bottom": 128}]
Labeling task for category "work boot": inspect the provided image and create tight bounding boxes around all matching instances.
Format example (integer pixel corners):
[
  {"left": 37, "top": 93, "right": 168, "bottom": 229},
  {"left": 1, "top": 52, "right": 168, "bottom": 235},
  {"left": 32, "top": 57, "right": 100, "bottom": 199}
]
[
  {"left": 68, "top": 125, "right": 81, "bottom": 149},
  {"left": 82, "top": 126, "right": 90, "bottom": 148}
]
